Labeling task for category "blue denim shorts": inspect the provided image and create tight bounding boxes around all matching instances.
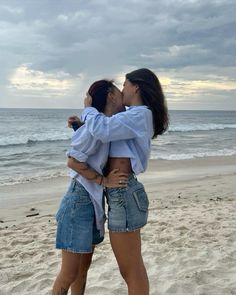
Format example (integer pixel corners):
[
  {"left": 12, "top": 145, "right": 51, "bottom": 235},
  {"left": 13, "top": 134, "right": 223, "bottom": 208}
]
[
  {"left": 106, "top": 175, "right": 149, "bottom": 232},
  {"left": 55, "top": 179, "right": 104, "bottom": 253}
]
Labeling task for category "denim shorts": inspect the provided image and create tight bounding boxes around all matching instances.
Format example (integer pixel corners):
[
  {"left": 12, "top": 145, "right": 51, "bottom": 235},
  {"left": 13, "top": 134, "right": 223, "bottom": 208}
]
[
  {"left": 106, "top": 174, "right": 149, "bottom": 232},
  {"left": 55, "top": 179, "right": 104, "bottom": 253}
]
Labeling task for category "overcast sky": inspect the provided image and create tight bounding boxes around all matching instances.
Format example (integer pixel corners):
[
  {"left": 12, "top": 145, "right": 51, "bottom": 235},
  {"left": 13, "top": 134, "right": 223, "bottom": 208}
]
[{"left": 0, "top": 0, "right": 235, "bottom": 110}]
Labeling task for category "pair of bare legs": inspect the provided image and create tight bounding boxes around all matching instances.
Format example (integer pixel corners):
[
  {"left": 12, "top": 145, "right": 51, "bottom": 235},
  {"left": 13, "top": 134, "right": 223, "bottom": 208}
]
[
  {"left": 53, "top": 230, "right": 149, "bottom": 295},
  {"left": 52, "top": 249, "right": 93, "bottom": 295}
]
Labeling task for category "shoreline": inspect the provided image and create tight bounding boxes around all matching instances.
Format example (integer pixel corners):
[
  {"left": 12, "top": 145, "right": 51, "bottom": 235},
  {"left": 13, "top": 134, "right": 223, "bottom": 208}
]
[
  {"left": 0, "top": 154, "right": 235, "bottom": 224},
  {"left": 1, "top": 154, "right": 236, "bottom": 208},
  {"left": 0, "top": 155, "right": 236, "bottom": 294}
]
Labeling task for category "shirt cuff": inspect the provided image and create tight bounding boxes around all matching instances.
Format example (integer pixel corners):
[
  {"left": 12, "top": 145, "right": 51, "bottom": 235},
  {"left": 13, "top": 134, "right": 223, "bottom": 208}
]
[
  {"left": 66, "top": 148, "right": 88, "bottom": 162},
  {"left": 81, "top": 107, "right": 99, "bottom": 121}
]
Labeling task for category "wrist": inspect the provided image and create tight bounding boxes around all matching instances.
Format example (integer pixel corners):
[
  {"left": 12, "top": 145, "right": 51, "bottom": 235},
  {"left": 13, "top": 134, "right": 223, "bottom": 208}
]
[{"left": 102, "top": 177, "right": 107, "bottom": 187}]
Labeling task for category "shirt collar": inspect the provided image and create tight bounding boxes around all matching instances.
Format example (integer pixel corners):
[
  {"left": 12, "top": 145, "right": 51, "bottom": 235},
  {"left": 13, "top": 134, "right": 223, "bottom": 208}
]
[{"left": 127, "top": 105, "right": 148, "bottom": 110}]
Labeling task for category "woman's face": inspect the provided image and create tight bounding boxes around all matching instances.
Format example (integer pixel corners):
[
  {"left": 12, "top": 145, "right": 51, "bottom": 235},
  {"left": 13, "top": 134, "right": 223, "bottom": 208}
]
[
  {"left": 122, "top": 79, "right": 137, "bottom": 106},
  {"left": 111, "top": 86, "right": 124, "bottom": 112}
]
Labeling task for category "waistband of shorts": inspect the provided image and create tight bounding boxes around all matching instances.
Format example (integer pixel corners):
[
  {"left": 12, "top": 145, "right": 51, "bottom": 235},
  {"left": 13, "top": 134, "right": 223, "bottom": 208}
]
[
  {"left": 71, "top": 178, "right": 82, "bottom": 190},
  {"left": 72, "top": 174, "right": 137, "bottom": 188},
  {"left": 105, "top": 173, "right": 137, "bottom": 192}
]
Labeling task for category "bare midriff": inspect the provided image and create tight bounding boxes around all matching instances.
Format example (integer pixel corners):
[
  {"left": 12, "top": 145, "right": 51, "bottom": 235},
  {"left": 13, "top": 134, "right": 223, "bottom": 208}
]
[{"left": 106, "top": 157, "right": 133, "bottom": 175}]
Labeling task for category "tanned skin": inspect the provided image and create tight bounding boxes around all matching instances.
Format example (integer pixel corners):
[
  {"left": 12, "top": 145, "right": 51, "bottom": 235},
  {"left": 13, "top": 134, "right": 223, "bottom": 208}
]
[{"left": 57, "top": 287, "right": 68, "bottom": 295}]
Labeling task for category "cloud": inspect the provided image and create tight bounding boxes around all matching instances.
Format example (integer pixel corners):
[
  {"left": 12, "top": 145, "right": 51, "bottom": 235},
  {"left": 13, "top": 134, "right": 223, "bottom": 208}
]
[
  {"left": 8, "top": 64, "right": 82, "bottom": 96},
  {"left": 0, "top": 0, "right": 235, "bottom": 109}
]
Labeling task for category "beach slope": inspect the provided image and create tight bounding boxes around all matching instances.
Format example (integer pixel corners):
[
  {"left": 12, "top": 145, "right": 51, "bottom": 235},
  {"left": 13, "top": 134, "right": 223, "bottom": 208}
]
[{"left": 0, "top": 156, "right": 236, "bottom": 295}]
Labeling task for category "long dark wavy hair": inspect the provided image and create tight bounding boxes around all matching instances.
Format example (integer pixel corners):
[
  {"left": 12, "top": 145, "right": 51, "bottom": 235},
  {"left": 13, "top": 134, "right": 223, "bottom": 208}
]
[
  {"left": 126, "top": 68, "right": 169, "bottom": 138},
  {"left": 88, "top": 79, "right": 115, "bottom": 113}
]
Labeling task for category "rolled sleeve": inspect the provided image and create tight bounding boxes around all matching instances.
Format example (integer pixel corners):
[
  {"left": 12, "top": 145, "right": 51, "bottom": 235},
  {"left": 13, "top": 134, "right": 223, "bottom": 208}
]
[
  {"left": 81, "top": 107, "right": 95, "bottom": 121},
  {"left": 66, "top": 147, "right": 88, "bottom": 162},
  {"left": 66, "top": 124, "right": 101, "bottom": 162}
]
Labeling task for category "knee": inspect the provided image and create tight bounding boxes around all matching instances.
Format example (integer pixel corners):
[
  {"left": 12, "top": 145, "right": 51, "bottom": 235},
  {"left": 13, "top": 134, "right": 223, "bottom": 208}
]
[
  {"left": 58, "top": 269, "right": 78, "bottom": 285},
  {"left": 118, "top": 261, "right": 146, "bottom": 282},
  {"left": 119, "top": 267, "right": 129, "bottom": 281},
  {"left": 79, "top": 254, "right": 93, "bottom": 274},
  {"left": 118, "top": 263, "right": 133, "bottom": 281}
]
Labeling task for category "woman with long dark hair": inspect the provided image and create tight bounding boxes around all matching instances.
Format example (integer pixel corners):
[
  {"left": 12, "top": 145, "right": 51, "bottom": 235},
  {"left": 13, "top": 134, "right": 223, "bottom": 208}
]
[{"left": 80, "top": 68, "right": 169, "bottom": 295}]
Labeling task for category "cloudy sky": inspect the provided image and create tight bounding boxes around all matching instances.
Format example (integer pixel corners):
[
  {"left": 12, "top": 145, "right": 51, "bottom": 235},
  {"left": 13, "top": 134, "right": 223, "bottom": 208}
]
[{"left": 0, "top": 0, "right": 235, "bottom": 110}]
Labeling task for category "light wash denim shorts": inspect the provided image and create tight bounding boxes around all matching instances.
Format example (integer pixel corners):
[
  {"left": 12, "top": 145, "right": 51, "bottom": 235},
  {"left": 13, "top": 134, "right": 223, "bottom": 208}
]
[
  {"left": 55, "top": 179, "right": 104, "bottom": 253},
  {"left": 106, "top": 174, "right": 149, "bottom": 232}
]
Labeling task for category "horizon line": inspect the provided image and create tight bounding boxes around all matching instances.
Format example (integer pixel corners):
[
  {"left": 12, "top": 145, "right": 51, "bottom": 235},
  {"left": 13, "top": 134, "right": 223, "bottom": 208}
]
[{"left": 1, "top": 107, "right": 236, "bottom": 112}]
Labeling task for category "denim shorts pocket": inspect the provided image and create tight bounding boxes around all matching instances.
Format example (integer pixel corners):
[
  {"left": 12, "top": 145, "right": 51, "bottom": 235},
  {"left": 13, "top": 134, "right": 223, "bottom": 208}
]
[
  {"left": 107, "top": 187, "right": 127, "bottom": 198},
  {"left": 74, "top": 194, "right": 92, "bottom": 207},
  {"left": 56, "top": 199, "right": 68, "bottom": 222},
  {"left": 71, "top": 183, "right": 92, "bottom": 206},
  {"left": 133, "top": 188, "right": 149, "bottom": 212},
  {"left": 107, "top": 188, "right": 127, "bottom": 205}
]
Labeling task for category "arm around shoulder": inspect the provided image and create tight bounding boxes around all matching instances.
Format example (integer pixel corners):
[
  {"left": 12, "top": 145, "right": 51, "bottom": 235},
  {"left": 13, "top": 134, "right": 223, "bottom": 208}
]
[{"left": 82, "top": 107, "right": 147, "bottom": 142}]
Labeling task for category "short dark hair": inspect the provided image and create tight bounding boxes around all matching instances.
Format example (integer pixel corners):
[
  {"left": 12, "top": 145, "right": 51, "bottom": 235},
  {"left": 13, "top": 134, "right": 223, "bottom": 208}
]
[
  {"left": 88, "top": 80, "right": 115, "bottom": 113},
  {"left": 126, "top": 68, "right": 169, "bottom": 138}
]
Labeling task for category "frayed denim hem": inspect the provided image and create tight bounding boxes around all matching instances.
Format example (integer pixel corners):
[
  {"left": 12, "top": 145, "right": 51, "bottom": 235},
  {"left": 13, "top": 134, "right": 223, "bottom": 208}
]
[
  {"left": 108, "top": 222, "right": 147, "bottom": 233},
  {"left": 56, "top": 247, "right": 94, "bottom": 254}
]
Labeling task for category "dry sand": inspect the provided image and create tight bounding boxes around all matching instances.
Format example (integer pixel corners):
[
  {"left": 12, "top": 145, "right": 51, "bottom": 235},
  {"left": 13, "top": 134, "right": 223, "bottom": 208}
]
[{"left": 0, "top": 156, "right": 236, "bottom": 295}]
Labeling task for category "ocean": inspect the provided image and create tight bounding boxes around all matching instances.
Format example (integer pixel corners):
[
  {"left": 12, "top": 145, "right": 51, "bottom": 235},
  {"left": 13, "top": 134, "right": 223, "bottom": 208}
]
[{"left": 0, "top": 108, "right": 235, "bottom": 187}]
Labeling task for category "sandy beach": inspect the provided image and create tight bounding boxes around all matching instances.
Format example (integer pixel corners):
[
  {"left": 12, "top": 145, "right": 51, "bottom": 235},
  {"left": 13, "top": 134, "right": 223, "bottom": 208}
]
[{"left": 0, "top": 156, "right": 236, "bottom": 295}]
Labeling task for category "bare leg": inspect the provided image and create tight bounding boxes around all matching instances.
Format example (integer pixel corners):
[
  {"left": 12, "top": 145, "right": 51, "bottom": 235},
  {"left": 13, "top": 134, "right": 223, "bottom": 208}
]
[
  {"left": 52, "top": 250, "right": 93, "bottom": 295},
  {"left": 109, "top": 230, "right": 149, "bottom": 295},
  {"left": 71, "top": 252, "right": 93, "bottom": 295}
]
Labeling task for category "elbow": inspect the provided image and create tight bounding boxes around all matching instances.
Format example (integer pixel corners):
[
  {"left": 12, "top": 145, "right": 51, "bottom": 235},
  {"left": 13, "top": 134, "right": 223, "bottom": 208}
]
[
  {"left": 67, "top": 157, "right": 84, "bottom": 172},
  {"left": 67, "top": 157, "right": 74, "bottom": 169}
]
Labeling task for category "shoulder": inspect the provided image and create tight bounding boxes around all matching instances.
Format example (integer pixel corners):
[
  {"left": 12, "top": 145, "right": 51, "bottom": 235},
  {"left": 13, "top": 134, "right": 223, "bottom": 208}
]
[
  {"left": 126, "top": 106, "right": 152, "bottom": 120},
  {"left": 128, "top": 106, "right": 153, "bottom": 134},
  {"left": 127, "top": 105, "right": 150, "bottom": 114}
]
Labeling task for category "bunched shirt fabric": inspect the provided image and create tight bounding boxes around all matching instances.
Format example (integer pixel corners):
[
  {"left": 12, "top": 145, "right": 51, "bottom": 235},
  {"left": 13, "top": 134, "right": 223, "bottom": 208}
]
[
  {"left": 81, "top": 105, "right": 154, "bottom": 174},
  {"left": 66, "top": 124, "right": 110, "bottom": 236}
]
